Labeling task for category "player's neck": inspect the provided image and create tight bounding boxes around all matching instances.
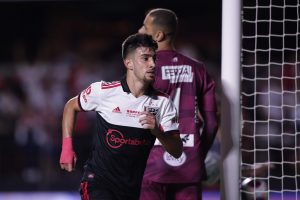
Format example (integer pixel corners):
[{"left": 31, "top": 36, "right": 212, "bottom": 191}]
[
  {"left": 157, "top": 42, "right": 175, "bottom": 51},
  {"left": 126, "top": 76, "right": 149, "bottom": 98}
]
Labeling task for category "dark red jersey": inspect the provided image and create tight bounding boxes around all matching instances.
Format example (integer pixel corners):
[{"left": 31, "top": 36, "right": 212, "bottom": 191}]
[{"left": 144, "top": 50, "right": 217, "bottom": 183}]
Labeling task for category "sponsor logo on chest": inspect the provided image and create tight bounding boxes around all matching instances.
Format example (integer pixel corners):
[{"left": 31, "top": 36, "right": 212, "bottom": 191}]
[{"left": 106, "top": 129, "right": 150, "bottom": 149}]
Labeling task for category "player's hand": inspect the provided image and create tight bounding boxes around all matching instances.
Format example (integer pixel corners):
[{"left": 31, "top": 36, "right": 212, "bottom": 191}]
[
  {"left": 60, "top": 150, "right": 77, "bottom": 172},
  {"left": 139, "top": 111, "right": 157, "bottom": 130},
  {"left": 59, "top": 137, "right": 77, "bottom": 172}
]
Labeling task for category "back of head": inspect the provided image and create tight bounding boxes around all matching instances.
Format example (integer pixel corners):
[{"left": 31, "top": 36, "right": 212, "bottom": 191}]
[
  {"left": 147, "top": 8, "right": 178, "bottom": 38},
  {"left": 122, "top": 33, "right": 158, "bottom": 59}
]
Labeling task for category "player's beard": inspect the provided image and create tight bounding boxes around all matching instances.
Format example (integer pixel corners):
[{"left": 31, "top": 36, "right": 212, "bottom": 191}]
[
  {"left": 145, "top": 70, "right": 155, "bottom": 81},
  {"left": 144, "top": 74, "right": 155, "bottom": 84}
]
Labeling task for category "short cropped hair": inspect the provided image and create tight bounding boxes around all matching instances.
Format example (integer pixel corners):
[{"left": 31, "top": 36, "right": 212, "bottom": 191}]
[
  {"left": 147, "top": 8, "right": 178, "bottom": 36},
  {"left": 122, "top": 33, "right": 158, "bottom": 59}
]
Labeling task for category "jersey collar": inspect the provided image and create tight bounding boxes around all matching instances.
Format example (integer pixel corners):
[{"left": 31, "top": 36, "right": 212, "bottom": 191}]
[
  {"left": 121, "top": 76, "right": 155, "bottom": 96},
  {"left": 121, "top": 76, "right": 131, "bottom": 93}
]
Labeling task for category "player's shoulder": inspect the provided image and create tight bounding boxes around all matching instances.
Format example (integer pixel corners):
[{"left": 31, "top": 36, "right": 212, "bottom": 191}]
[
  {"left": 153, "top": 89, "right": 169, "bottom": 98},
  {"left": 100, "top": 80, "right": 121, "bottom": 90},
  {"left": 178, "top": 52, "right": 204, "bottom": 67},
  {"left": 87, "top": 81, "right": 121, "bottom": 95},
  {"left": 151, "top": 89, "right": 171, "bottom": 104}
]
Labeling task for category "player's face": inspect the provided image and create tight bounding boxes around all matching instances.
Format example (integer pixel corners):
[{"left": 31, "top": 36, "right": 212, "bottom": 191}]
[
  {"left": 138, "top": 15, "right": 157, "bottom": 39},
  {"left": 131, "top": 47, "right": 156, "bottom": 83}
]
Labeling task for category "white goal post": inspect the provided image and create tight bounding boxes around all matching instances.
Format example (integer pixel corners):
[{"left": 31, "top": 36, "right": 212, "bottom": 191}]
[
  {"left": 222, "top": 0, "right": 300, "bottom": 200},
  {"left": 221, "top": 0, "right": 241, "bottom": 200}
]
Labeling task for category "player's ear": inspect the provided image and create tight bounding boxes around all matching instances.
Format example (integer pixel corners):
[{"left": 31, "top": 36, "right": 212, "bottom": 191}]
[
  {"left": 155, "top": 30, "right": 165, "bottom": 42},
  {"left": 124, "top": 58, "right": 133, "bottom": 70}
]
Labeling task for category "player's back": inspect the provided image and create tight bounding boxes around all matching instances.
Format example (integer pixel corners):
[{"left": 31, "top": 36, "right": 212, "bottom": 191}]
[
  {"left": 144, "top": 50, "right": 216, "bottom": 183},
  {"left": 154, "top": 50, "right": 213, "bottom": 134}
]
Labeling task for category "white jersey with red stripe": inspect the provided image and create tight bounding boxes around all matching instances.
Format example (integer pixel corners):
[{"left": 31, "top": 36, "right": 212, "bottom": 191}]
[{"left": 78, "top": 78, "right": 179, "bottom": 198}]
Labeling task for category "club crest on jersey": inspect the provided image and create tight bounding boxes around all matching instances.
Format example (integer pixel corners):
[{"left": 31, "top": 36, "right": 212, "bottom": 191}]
[{"left": 144, "top": 106, "right": 159, "bottom": 116}]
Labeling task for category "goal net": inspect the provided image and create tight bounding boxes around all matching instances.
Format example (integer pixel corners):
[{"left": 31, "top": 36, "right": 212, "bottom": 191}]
[{"left": 241, "top": 0, "right": 300, "bottom": 199}]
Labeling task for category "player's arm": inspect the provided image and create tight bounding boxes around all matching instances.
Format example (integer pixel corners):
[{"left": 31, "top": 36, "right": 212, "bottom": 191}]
[
  {"left": 139, "top": 111, "right": 183, "bottom": 158},
  {"left": 200, "top": 110, "right": 218, "bottom": 158},
  {"left": 60, "top": 96, "right": 82, "bottom": 172},
  {"left": 196, "top": 64, "right": 219, "bottom": 158},
  {"left": 152, "top": 128, "right": 182, "bottom": 158}
]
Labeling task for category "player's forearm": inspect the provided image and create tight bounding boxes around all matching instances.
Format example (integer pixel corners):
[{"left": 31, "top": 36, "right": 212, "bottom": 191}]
[
  {"left": 139, "top": 111, "right": 183, "bottom": 157},
  {"left": 201, "top": 111, "right": 219, "bottom": 157},
  {"left": 60, "top": 96, "right": 82, "bottom": 171},
  {"left": 62, "top": 96, "right": 81, "bottom": 138},
  {"left": 155, "top": 130, "right": 183, "bottom": 158}
]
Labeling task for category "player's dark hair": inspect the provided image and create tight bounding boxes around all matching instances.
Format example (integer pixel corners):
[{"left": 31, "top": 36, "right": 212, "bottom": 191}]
[
  {"left": 122, "top": 33, "right": 158, "bottom": 59},
  {"left": 147, "top": 8, "right": 178, "bottom": 37}
]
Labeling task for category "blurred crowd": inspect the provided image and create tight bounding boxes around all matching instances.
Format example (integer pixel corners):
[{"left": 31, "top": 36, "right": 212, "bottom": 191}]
[
  {"left": 0, "top": 3, "right": 221, "bottom": 191},
  {"left": 0, "top": 16, "right": 127, "bottom": 190}
]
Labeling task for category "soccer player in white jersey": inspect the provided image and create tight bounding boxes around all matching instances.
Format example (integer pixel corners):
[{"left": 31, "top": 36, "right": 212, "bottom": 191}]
[{"left": 59, "top": 33, "right": 183, "bottom": 200}]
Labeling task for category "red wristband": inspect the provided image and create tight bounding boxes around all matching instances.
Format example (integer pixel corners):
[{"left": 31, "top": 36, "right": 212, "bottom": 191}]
[{"left": 60, "top": 137, "right": 75, "bottom": 164}]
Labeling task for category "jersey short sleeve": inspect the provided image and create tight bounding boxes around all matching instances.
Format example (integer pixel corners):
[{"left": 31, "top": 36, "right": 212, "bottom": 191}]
[
  {"left": 158, "top": 98, "right": 179, "bottom": 133},
  {"left": 195, "top": 64, "right": 217, "bottom": 112},
  {"left": 78, "top": 81, "right": 103, "bottom": 111}
]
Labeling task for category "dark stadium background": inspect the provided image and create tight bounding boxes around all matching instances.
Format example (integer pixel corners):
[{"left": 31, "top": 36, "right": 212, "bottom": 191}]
[{"left": 0, "top": 0, "right": 221, "bottom": 194}]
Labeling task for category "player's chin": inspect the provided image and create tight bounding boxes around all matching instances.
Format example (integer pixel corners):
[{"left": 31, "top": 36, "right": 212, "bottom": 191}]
[{"left": 145, "top": 74, "right": 155, "bottom": 82}]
